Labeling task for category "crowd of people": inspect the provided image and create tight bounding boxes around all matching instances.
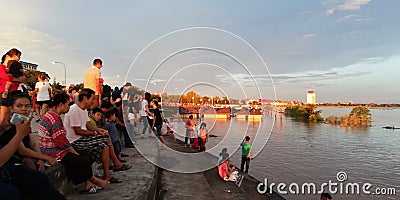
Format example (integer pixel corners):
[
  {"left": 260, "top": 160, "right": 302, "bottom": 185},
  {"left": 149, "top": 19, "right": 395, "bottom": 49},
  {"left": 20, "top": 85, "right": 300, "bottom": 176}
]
[
  {"left": 0, "top": 49, "right": 142, "bottom": 199},
  {"left": 0, "top": 48, "right": 333, "bottom": 199},
  {"left": 0, "top": 47, "right": 191, "bottom": 198}
]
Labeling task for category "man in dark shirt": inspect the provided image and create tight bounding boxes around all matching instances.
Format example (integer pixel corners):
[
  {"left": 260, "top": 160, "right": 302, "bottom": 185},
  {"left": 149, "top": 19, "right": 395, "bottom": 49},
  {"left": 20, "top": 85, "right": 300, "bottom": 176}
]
[{"left": 149, "top": 100, "right": 165, "bottom": 146}]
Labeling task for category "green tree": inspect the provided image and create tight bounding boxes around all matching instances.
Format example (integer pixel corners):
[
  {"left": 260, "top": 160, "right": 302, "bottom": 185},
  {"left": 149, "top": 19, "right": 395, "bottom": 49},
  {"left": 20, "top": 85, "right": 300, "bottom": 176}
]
[
  {"left": 285, "top": 105, "right": 323, "bottom": 122},
  {"left": 179, "top": 94, "right": 187, "bottom": 104},
  {"left": 127, "top": 85, "right": 144, "bottom": 96},
  {"left": 164, "top": 94, "right": 181, "bottom": 103},
  {"left": 340, "top": 106, "right": 371, "bottom": 127},
  {"left": 74, "top": 83, "right": 84, "bottom": 90},
  {"left": 213, "top": 96, "right": 220, "bottom": 105},
  {"left": 185, "top": 91, "right": 200, "bottom": 105},
  {"left": 25, "top": 70, "right": 50, "bottom": 90},
  {"left": 51, "top": 80, "right": 63, "bottom": 94},
  {"left": 222, "top": 96, "right": 230, "bottom": 104}
]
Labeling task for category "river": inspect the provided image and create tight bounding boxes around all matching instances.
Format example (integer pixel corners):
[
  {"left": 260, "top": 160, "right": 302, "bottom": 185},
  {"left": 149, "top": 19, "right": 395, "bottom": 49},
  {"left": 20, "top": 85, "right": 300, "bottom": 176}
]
[{"left": 172, "top": 107, "right": 399, "bottom": 199}]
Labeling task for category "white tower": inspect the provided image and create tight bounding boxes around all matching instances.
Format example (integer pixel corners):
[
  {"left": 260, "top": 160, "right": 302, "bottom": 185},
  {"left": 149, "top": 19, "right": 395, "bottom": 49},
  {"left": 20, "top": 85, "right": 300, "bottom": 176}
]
[{"left": 307, "top": 90, "right": 316, "bottom": 104}]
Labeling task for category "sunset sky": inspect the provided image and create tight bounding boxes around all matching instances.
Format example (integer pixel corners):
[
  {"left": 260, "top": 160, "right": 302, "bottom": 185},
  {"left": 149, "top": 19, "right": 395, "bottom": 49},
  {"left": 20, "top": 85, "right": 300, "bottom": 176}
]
[{"left": 1, "top": 0, "right": 399, "bottom": 103}]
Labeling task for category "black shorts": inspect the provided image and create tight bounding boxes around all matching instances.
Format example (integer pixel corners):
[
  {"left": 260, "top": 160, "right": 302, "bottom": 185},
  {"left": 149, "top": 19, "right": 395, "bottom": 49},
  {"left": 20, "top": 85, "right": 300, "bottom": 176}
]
[
  {"left": 0, "top": 93, "right": 11, "bottom": 106},
  {"left": 36, "top": 100, "right": 50, "bottom": 106},
  {"left": 155, "top": 125, "right": 162, "bottom": 136}
]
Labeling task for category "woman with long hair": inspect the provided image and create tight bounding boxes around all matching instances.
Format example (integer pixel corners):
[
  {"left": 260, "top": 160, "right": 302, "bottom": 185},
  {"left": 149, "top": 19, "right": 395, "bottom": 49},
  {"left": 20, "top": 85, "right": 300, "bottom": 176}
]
[
  {"left": 199, "top": 122, "right": 208, "bottom": 151},
  {"left": 34, "top": 73, "right": 51, "bottom": 122},
  {"left": 0, "top": 48, "right": 22, "bottom": 122}
]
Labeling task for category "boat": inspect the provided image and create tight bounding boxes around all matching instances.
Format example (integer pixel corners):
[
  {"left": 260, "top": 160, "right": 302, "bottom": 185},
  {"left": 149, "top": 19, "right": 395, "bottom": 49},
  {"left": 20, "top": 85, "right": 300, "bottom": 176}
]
[{"left": 382, "top": 126, "right": 400, "bottom": 129}]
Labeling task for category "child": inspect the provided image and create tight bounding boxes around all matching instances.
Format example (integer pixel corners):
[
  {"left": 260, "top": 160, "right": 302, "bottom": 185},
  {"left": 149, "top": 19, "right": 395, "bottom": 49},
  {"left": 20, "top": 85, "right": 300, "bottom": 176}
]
[
  {"left": 218, "top": 158, "right": 243, "bottom": 187},
  {"left": 199, "top": 122, "right": 208, "bottom": 151},
  {"left": 103, "top": 110, "right": 125, "bottom": 162},
  {"left": 90, "top": 108, "right": 103, "bottom": 128},
  {"left": 127, "top": 106, "right": 138, "bottom": 134},
  {"left": 165, "top": 118, "right": 176, "bottom": 141}
]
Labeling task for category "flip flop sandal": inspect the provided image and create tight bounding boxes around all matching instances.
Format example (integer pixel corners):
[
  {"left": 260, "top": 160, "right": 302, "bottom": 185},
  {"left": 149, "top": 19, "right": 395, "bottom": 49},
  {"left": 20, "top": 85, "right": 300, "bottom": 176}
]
[
  {"left": 113, "top": 164, "right": 132, "bottom": 172},
  {"left": 80, "top": 186, "right": 99, "bottom": 194},
  {"left": 108, "top": 176, "right": 122, "bottom": 184},
  {"left": 94, "top": 185, "right": 104, "bottom": 190}
]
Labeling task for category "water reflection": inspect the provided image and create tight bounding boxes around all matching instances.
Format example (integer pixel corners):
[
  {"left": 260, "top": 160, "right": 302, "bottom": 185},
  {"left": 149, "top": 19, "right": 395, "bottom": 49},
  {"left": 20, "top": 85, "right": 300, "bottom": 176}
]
[{"left": 188, "top": 108, "right": 399, "bottom": 200}]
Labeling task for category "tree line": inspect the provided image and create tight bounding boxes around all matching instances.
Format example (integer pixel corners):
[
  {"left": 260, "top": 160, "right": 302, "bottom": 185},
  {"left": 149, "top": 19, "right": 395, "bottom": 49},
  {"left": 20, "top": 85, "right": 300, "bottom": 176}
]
[{"left": 285, "top": 105, "right": 372, "bottom": 127}]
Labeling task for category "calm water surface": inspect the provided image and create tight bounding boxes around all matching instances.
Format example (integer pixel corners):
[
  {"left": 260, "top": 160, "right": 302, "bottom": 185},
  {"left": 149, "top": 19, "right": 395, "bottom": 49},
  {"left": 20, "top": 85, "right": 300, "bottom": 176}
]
[{"left": 174, "top": 108, "right": 399, "bottom": 200}]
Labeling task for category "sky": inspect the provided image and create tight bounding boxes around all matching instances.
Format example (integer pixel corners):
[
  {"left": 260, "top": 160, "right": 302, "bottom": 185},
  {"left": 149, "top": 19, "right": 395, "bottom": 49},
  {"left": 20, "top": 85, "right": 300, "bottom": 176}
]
[{"left": 0, "top": 0, "right": 399, "bottom": 103}]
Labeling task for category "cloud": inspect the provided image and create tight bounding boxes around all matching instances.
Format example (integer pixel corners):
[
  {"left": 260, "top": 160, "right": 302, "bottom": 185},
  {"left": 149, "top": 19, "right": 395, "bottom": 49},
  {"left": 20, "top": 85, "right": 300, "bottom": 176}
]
[
  {"left": 215, "top": 73, "right": 270, "bottom": 87},
  {"left": 338, "top": 0, "right": 371, "bottom": 10},
  {"left": 360, "top": 56, "right": 386, "bottom": 64},
  {"left": 0, "top": 25, "right": 102, "bottom": 86},
  {"left": 325, "top": 0, "right": 371, "bottom": 16},
  {"left": 348, "top": 29, "right": 362, "bottom": 35},
  {"left": 337, "top": 14, "right": 357, "bottom": 22},
  {"left": 270, "top": 67, "right": 371, "bottom": 85},
  {"left": 283, "top": 51, "right": 309, "bottom": 55},
  {"left": 298, "top": 10, "right": 312, "bottom": 15},
  {"left": 325, "top": 8, "right": 336, "bottom": 15},
  {"left": 352, "top": 18, "right": 371, "bottom": 22},
  {"left": 302, "top": 33, "right": 317, "bottom": 39}
]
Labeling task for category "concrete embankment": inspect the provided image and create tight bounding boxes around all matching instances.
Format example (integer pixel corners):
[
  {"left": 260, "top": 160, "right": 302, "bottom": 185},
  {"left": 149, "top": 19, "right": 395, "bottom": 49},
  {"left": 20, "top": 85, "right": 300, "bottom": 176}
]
[
  {"left": 155, "top": 137, "right": 285, "bottom": 200},
  {"left": 31, "top": 121, "right": 284, "bottom": 199}
]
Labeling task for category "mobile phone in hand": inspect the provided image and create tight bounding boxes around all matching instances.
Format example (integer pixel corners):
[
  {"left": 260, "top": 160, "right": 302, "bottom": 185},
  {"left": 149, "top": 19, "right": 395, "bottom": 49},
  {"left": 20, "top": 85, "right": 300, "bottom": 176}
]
[{"left": 10, "top": 113, "right": 29, "bottom": 124}]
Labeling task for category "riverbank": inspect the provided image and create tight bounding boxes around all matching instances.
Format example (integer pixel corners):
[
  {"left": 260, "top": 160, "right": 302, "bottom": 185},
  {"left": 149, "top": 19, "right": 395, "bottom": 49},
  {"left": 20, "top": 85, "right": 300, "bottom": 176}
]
[
  {"left": 156, "top": 136, "right": 285, "bottom": 200},
  {"left": 31, "top": 120, "right": 284, "bottom": 199},
  {"left": 64, "top": 136, "right": 285, "bottom": 200}
]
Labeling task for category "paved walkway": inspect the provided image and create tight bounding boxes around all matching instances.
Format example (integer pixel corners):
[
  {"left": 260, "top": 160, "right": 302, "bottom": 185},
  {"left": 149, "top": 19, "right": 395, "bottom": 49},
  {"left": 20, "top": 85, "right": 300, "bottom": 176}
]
[
  {"left": 65, "top": 145, "right": 156, "bottom": 200},
  {"left": 31, "top": 121, "right": 284, "bottom": 200},
  {"left": 155, "top": 136, "right": 284, "bottom": 200}
]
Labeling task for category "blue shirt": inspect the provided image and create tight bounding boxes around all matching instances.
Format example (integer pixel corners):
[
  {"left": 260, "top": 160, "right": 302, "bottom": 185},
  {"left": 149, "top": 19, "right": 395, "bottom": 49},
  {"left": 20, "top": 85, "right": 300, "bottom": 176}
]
[{"left": 104, "top": 121, "right": 120, "bottom": 142}]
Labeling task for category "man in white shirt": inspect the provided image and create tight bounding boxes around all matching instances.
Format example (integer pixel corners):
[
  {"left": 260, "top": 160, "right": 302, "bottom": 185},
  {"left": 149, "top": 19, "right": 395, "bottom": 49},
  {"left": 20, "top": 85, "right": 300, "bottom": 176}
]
[
  {"left": 139, "top": 93, "right": 152, "bottom": 137},
  {"left": 64, "top": 88, "right": 131, "bottom": 183},
  {"left": 84, "top": 58, "right": 102, "bottom": 108}
]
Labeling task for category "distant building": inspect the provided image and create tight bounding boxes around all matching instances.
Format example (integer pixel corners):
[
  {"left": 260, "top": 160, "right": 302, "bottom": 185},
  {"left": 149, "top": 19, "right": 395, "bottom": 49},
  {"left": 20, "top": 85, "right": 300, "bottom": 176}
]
[
  {"left": 307, "top": 90, "right": 316, "bottom": 104},
  {"left": 20, "top": 61, "right": 38, "bottom": 71}
]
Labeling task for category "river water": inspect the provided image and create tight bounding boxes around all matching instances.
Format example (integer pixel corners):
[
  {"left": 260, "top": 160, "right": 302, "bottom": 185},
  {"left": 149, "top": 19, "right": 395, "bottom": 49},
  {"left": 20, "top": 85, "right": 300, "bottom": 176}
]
[{"left": 173, "top": 107, "right": 399, "bottom": 200}]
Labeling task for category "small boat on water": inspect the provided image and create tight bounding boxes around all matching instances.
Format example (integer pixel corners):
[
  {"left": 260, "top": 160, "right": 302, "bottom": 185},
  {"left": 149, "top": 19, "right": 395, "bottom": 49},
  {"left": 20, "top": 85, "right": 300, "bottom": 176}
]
[{"left": 382, "top": 126, "right": 400, "bottom": 129}]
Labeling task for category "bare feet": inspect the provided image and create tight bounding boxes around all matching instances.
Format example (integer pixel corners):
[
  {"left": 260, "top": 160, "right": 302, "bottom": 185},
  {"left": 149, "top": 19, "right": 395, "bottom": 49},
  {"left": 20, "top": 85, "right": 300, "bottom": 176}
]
[
  {"left": 96, "top": 180, "right": 110, "bottom": 188},
  {"left": 91, "top": 176, "right": 110, "bottom": 189}
]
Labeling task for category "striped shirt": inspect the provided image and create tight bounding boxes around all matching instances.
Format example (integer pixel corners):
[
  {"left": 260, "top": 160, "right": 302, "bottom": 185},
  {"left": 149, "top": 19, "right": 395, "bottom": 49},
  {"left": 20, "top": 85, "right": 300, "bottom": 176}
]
[{"left": 38, "top": 111, "right": 71, "bottom": 161}]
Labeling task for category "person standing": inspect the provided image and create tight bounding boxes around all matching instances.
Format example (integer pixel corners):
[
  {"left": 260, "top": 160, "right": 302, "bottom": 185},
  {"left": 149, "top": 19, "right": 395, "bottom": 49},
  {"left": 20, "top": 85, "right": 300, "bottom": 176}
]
[
  {"left": 149, "top": 100, "right": 165, "bottom": 146},
  {"left": 240, "top": 136, "right": 253, "bottom": 175},
  {"left": 0, "top": 48, "right": 22, "bottom": 122},
  {"left": 199, "top": 122, "right": 208, "bottom": 152},
  {"left": 184, "top": 115, "right": 196, "bottom": 148},
  {"left": 84, "top": 58, "right": 102, "bottom": 108},
  {"left": 139, "top": 93, "right": 151, "bottom": 137},
  {"left": 34, "top": 73, "right": 51, "bottom": 122}
]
